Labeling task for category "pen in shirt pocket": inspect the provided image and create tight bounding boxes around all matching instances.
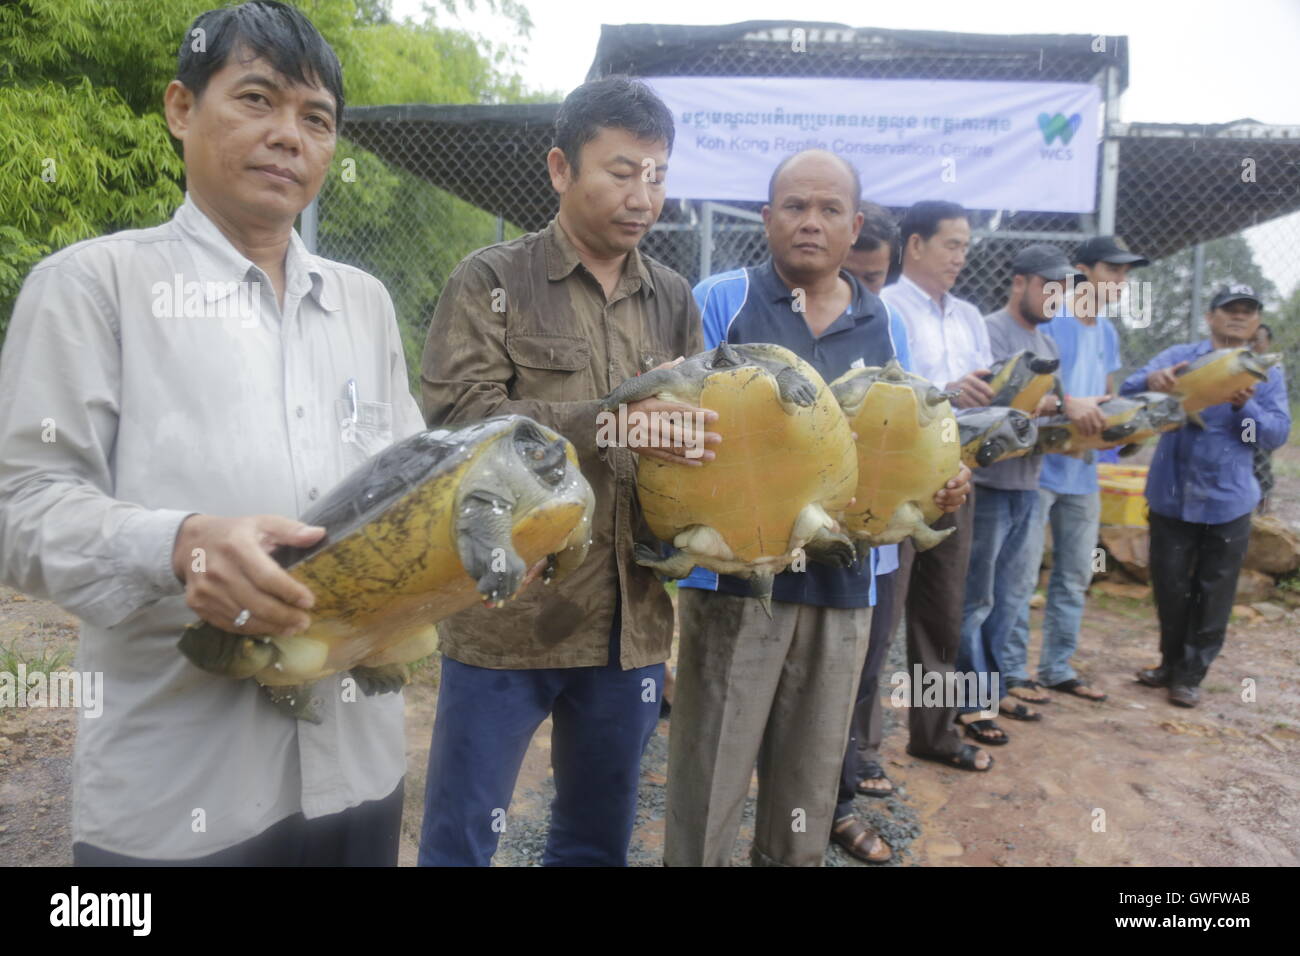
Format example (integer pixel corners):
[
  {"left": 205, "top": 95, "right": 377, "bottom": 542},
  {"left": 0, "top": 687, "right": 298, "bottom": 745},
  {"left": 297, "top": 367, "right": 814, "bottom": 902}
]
[{"left": 345, "top": 377, "right": 359, "bottom": 421}]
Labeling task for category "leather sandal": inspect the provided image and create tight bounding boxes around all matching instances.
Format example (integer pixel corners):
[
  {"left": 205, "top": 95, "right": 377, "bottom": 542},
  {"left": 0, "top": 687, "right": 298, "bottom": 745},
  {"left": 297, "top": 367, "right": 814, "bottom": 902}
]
[
  {"left": 831, "top": 815, "right": 893, "bottom": 863},
  {"left": 855, "top": 760, "right": 895, "bottom": 798}
]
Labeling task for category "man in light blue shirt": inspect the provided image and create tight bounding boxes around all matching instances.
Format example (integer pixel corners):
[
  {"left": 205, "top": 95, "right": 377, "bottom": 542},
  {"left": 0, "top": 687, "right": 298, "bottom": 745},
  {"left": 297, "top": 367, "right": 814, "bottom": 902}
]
[
  {"left": 1021, "top": 236, "right": 1145, "bottom": 704},
  {"left": 1121, "top": 285, "right": 1289, "bottom": 708}
]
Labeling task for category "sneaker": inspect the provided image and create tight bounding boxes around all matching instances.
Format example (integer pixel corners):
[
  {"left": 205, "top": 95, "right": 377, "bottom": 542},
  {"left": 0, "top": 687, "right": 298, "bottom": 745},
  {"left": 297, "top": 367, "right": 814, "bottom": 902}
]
[{"left": 1135, "top": 666, "right": 1170, "bottom": 688}]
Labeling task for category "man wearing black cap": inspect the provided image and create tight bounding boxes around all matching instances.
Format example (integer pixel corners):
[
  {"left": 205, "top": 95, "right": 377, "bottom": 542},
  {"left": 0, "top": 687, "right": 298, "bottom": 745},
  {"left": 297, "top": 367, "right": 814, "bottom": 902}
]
[
  {"left": 958, "top": 245, "right": 1083, "bottom": 744},
  {"left": 1119, "top": 285, "right": 1290, "bottom": 707},
  {"left": 1018, "top": 236, "right": 1144, "bottom": 707}
]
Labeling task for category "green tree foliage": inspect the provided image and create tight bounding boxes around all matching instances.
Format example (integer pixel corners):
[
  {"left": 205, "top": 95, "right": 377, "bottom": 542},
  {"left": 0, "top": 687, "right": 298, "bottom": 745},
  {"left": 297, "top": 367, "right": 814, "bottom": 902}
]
[
  {"left": 1118, "top": 235, "right": 1277, "bottom": 369},
  {"left": 0, "top": 0, "right": 545, "bottom": 362}
]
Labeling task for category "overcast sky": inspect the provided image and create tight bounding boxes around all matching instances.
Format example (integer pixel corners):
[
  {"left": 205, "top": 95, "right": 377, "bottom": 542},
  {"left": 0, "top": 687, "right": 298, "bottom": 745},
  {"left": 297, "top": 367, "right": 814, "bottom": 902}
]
[{"left": 390, "top": 0, "right": 1300, "bottom": 295}]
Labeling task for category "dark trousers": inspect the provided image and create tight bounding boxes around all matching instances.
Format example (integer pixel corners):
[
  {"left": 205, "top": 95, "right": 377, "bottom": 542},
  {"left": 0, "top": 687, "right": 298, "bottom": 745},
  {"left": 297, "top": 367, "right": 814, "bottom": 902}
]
[
  {"left": 893, "top": 491, "right": 977, "bottom": 757},
  {"left": 418, "top": 611, "right": 662, "bottom": 867},
  {"left": 72, "top": 780, "right": 404, "bottom": 866},
  {"left": 1148, "top": 509, "right": 1253, "bottom": 688},
  {"left": 835, "top": 569, "right": 901, "bottom": 819}
]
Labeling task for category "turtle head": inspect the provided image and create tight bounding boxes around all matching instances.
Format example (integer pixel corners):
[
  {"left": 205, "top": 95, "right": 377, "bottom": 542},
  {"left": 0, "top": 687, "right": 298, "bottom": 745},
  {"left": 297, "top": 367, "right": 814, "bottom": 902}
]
[
  {"left": 1026, "top": 354, "right": 1061, "bottom": 375},
  {"left": 1244, "top": 350, "right": 1281, "bottom": 378},
  {"left": 513, "top": 419, "right": 568, "bottom": 487},
  {"left": 708, "top": 341, "right": 745, "bottom": 370},
  {"left": 881, "top": 358, "right": 907, "bottom": 382}
]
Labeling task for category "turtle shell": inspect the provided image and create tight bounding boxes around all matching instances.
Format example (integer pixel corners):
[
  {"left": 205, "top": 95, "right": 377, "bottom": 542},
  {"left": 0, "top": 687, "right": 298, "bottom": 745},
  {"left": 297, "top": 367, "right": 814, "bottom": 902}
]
[
  {"left": 636, "top": 346, "right": 856, "bottom": 564},
  {"left": 832, "top": 364, "right": 960, "bottom": 543},
  {"left": 258, "top": 415, "right": 590, "bottom": 683},
  {"left": 985, "top": 350, "right": 1060, "bottom": 413},
  {"left": 1173, "top": 348, "right": 1275, "bottom": 415}
]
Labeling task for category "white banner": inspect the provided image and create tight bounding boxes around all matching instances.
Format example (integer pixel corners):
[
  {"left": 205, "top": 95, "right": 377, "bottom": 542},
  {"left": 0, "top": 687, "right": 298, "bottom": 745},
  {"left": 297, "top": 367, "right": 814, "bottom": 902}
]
[{"left": 645, "top": 76, "right": 1100, "bottom": 213}]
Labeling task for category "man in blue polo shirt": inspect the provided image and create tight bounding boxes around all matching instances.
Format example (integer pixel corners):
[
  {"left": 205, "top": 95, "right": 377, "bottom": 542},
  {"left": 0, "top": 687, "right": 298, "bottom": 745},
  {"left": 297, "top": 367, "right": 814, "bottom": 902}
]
[
  {"left": 1121, "top": 285, "right": 1289, "bottom": 707},
  {"left": 663, "top": 151, "right": 969, "bottom": 867},
  {"left": 1021, "top": 236, "right": 1141, "bottom": 704}
]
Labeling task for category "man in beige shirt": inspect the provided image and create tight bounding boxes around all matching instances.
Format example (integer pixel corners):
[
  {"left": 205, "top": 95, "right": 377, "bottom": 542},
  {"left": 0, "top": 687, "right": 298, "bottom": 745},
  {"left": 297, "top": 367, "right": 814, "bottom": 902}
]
[
  {"left": 0, "top": 2, "right": 421, "bottom": 863},
  {"left": 418, "top": 77, "right": 710, "bottom": 866}
]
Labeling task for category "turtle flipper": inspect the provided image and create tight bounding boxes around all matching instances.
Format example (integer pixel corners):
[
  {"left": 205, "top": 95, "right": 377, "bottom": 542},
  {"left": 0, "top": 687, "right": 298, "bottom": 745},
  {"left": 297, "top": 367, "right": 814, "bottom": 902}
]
[
  {"left": 830, "top": 375, "right": 872, "bottom": 414},
  {"left": 748, "top": 571, "right": 775, "bottom": 619},
  {"left": 261, "top": 683, "right": 322, "bottom": 724},
  {"left": 178, "top": 623, "right": 275, "bottom": 679},
  {"left": 1118, "top": 442, "right": 1143, "bottom": 458},
  {"left": 632, "top": 542, "right": 698, "bottom": 579},
  {"left": 600, "top": 368, "right": 688, "bottom": 412},
  {"left": 350, "top": 663, "right": 409, "bottom": 696},
  {"left": 774, "top": 365, "right": 818, "bottom": 409},
  {"left": 455, "top": 489, "right": 526, "bottom": 606},
  {"left": 802, "top": 525, "right": 856, "bottom": 568}
]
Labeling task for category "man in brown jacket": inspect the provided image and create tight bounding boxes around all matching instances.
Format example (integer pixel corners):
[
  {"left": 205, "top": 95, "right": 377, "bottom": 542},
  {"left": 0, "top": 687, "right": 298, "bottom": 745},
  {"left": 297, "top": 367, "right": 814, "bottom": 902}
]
[{"left": 417, "top": 77, "right": 710, "bottom": 866}]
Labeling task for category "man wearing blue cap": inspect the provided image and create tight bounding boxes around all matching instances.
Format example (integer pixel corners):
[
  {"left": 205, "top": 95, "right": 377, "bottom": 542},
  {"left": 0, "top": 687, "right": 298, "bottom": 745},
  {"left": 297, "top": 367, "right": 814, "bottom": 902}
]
[{"left": 1121, "top": 285, "right": 1290, "bottom": 707}]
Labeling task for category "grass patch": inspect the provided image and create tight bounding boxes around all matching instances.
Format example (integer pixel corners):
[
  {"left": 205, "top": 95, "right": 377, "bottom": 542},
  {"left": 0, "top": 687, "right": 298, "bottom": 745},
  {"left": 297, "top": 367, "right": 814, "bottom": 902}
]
[{"left": 0, "top": 639, "right": 72, "bottom": 677}]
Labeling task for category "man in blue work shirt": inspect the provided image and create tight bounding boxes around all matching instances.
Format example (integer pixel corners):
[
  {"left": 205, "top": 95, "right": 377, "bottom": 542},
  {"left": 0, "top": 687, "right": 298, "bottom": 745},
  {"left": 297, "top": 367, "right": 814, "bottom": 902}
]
[
  {"left": 663, "top": 150, "right": 970, "bottom": 866},
  {"left": 1021, "top": 236, "right": 1141, "bottom": 705},
  {"left": 1121, "top": 285, "right": 1290, "bottom": 708}
]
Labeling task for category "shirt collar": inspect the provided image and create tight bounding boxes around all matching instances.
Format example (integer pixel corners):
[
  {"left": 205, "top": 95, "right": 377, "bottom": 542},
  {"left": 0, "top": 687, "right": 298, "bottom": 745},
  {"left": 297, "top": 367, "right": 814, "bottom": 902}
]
[
  {"left": 544, "top": 218, "right": 656, "bottom": 297},
  {"left": 757, "top": 259, "right": 887, "bottom": 329},
  {"left": 172, "top": 194, "right": 336, "bottom": 312},
  {"left": 896, "top": 272, "right": 951, "bottom": 314}
]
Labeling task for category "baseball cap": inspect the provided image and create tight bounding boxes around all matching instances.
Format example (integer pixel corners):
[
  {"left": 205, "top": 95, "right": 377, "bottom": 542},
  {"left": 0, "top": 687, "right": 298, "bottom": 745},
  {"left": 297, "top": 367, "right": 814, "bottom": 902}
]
[
  {"left": 1209, "top": 284, "right": 1263, "bottom": 310},
  {"left": 1074, "top": 235, "right": 1150, "bottom": 267},
  {"left": 1011, "top": 243, "right": 1084, "bottom": 281}
]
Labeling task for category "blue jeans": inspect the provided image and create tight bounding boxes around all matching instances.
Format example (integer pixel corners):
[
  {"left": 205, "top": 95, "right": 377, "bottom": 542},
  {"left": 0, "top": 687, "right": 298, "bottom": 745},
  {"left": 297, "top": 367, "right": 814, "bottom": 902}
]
[
  {"left": 418, "top": 616, "right": 663, "bottom": 867},
  {"left": 1014, "top": 487, "right": 1101, "bottom": 686},
  {"left": 957, "top": 487, "right": 1040, "bottom": 712}
]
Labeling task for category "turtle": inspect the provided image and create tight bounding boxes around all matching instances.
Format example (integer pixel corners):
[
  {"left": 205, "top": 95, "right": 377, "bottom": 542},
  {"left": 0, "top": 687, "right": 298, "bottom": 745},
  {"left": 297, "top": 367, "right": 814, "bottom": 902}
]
[
  {"left": 599, "top": 341, "right": 858, "bottom": 613},
  {"left": 1114, "top": 391, "right": 1187, "bottom": 456},
  {"left": 178, "top": 416, "right": 595, "bottom": 721},
  {"left": 956, "top": 406, "right": 1038, "bottom": 469},
  {"left": 1171, "top": 348, "right": 1280, "bottom": 426},
  {"left": 829, "top": 359, "right": 963, "bottom": 552},
  {"left": 980, "top": 349, "right": 1063, "bottom": 413},
  {"left": 1034, "top": 392, "right": 1187, "bottom": 459}
]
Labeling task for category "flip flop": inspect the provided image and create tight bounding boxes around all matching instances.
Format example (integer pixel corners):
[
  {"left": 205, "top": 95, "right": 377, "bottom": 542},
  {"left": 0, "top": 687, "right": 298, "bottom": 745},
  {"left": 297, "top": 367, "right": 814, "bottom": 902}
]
[
  {"left": 999, "top": 700, "right": 1043, "bottom": 721},
  {"left": 907, "top": 743, "right": 994, "bottom": 772},
  {"left": 1047, "top": 678, "right": 1107, "bottom": 702},
  {"left": 855, "top": 760, "right": 895, "bottom": 798},
  {"left": 1005, "top": 679, "right": 1052, "bottom": 704},
  {"left": 958, "top": 717, "right": 1010, "bottom": 746}
]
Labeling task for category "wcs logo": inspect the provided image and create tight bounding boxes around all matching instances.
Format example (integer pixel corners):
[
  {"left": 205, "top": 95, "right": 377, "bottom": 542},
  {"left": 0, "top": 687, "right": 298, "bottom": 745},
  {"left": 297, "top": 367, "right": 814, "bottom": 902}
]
[
  {"left": 1038, "top": 112, "right": 1082, "bottom": 145},
  {"left": 1037, "top": 111, "right": 1082, "bottom": 160}
]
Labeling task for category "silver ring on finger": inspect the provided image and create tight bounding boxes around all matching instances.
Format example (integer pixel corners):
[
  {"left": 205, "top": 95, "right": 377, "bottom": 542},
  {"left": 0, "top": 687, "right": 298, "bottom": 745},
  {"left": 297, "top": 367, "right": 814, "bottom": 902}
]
[{"left": 233, "top": 608, "right": 252, "bottom": 629}]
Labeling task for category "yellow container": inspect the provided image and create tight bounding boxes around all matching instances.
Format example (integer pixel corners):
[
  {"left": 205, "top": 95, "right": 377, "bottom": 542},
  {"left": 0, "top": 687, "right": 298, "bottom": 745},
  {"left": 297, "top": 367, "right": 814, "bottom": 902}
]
[{"left": 1098, "top": 464, "right": 1149, "bottom": 527}]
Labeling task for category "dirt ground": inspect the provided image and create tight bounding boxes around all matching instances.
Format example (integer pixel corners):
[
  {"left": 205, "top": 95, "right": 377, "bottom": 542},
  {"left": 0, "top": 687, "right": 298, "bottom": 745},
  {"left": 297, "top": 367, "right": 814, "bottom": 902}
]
[{"left": 3, "top": 445, "right": 1299, "bottom": 867}]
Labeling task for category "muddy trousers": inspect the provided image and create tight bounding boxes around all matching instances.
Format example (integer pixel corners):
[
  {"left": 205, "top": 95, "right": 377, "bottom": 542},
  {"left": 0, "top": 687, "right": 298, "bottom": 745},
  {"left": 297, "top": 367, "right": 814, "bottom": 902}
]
[
  {"left": 665, "top": 589, "right": 871, "bottom": 867},
  {"left": 72, "top": 782, "right": 404, "bottom": 866},
  {"left": 893, "top": 492, "right": 976, "bottom": 757},
  {"left": 1148, "top": 509, "right": 1252, "bottom": 688}
]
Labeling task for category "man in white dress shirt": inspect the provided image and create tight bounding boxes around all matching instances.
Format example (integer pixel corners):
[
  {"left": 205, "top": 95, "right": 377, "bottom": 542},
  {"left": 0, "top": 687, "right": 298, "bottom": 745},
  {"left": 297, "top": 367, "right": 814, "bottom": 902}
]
[
  {"left": 0, "top": 1, "right": 423, "bottom": 864},
  {"left": 879, "top": 201, "right": 996, "bottom": 772}
]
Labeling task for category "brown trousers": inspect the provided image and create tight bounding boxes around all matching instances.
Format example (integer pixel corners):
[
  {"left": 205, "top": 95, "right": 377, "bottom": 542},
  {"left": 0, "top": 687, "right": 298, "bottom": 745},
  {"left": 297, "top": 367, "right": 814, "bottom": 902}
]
[
  {"left": 665, "top": 589, "right": 872, "bottom": 867},
  {"left": 893, "top": 489, "right": 977, "bottom": 757}
]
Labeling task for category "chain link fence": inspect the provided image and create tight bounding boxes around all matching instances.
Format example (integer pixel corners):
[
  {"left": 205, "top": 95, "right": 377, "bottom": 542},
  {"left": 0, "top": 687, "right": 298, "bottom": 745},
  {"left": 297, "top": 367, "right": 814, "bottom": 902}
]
[{"left": 314, "top": 27, "right": 1300, "bottom": 400}]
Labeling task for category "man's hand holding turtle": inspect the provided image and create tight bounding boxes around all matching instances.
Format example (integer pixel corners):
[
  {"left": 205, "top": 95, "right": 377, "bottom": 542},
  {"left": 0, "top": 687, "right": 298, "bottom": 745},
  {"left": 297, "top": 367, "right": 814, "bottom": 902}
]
[
  {"left": 172, "top": 514, "right": 323, "bottom": 637},
  {"left": 1063, "top": 394, "right": 1110, "bottom": 437},
  {"left": 934, "top": 463, "right": 972, "bottom": 514},
  {"left": 1146, "top": 360, "right": 1189, "bottom": 393},
  {"left": 619, "top": 356, "right": 722, "bottom": 467},
  {"left": 945, "top": 370, "right": 995, "bottom": 409}
]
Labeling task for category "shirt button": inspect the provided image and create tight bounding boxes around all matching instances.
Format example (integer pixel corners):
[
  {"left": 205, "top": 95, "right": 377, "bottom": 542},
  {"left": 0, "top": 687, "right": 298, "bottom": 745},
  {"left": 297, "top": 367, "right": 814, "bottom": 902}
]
[
  {"left": 308, "top": 487, "right": 319, "bottom": 500},
  {"left": 296, "top": 406, "right": 305, "bottom": 418}
]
